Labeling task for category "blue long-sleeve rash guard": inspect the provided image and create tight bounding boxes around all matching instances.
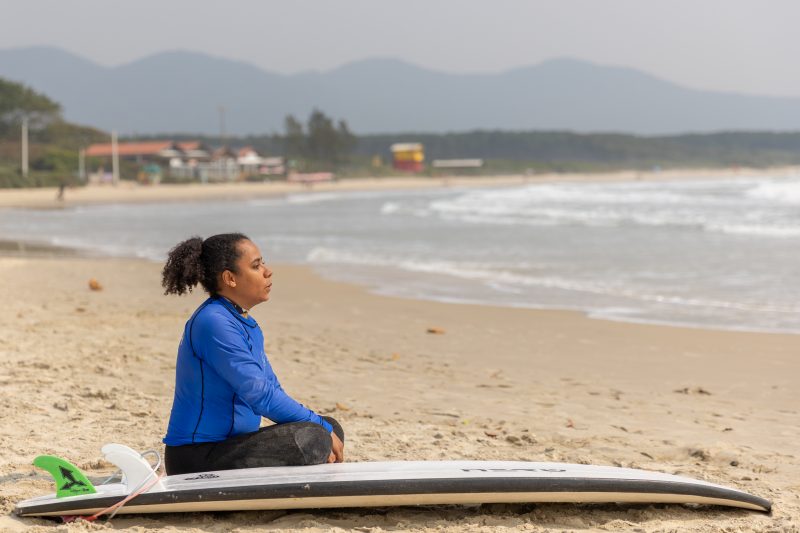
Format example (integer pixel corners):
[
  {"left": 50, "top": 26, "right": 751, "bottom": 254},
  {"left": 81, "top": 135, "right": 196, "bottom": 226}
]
[{"left": 164, "top": 297, "right": 332, "bottom": 446}]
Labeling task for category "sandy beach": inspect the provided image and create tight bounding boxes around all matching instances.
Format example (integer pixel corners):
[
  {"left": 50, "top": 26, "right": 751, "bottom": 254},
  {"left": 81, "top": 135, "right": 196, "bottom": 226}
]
[
  {"left": 0, "top": 250, "right": 798, "bottom": 532},
  {"left": 1, "top": 166, "right": 797, "bottom": 210}
]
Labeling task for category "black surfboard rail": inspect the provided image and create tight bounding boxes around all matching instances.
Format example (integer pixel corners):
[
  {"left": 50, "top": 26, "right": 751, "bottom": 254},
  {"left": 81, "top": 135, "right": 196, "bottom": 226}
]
[{"left": 15, "top": 473, "right": 772, "bottom": 517}]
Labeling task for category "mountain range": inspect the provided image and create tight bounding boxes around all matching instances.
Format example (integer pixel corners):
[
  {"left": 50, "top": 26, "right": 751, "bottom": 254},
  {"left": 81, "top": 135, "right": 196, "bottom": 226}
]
[{"left": 2, "top": 46, "right": 800, "bottom": 136}]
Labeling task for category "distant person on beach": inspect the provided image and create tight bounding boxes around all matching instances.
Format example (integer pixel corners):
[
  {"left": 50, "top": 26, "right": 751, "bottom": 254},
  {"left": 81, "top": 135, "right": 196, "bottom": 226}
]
[{"left": 160, "top": 233, "right": 344, "bottom": 475}]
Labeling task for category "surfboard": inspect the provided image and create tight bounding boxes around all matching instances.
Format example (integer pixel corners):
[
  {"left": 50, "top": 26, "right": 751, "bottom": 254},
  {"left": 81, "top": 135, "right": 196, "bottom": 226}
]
[{"left": 15, "top": 444, "right": 771, "bottom": 517}]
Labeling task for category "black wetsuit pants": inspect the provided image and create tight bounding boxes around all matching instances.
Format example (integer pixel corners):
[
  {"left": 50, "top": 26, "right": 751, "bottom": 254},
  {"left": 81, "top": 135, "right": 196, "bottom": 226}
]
[{"left": 164, "top": 416, "right": 344, "bottom": 475}]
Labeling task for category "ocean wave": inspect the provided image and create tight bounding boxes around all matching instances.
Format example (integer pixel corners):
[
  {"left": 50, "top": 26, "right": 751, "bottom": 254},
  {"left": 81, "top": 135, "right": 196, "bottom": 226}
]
[
  {"left": 745, "top": 179, "right": 800, "bottom": 204},
  {"left": 286, "top": 192, "right": 349, "bottom": 204},
  {"left": 406, "top": 181, "right": 800, "bottom": 237},
  {"left": 380, "top": 201, "right": 401, "bottom": 214},
  {"left": 428, "top": 181, "right": 755, "bottom": 214},
  {"left": 379, "top": 201, "right": 432, "bottom": 218},
  {"left": 706, "top": 223, "right": 800, "bottom": 238},
  {"left": 433, "top": 206, "right": 800, "bottom": 237},
  {"left": 307, "top": 247, "right": 516, "bottom": 276},
  {"left": 47, "top": 236, "right": 166, "bottom": 261},
  {"left": 586, "top": 309, "right": 800, "bottom": 335},
  {"left": 306, "top": 247, "right": 800, "bottom": 314},
  {"left": 286, "top": 189, "right": 405, "bottom": 205}
]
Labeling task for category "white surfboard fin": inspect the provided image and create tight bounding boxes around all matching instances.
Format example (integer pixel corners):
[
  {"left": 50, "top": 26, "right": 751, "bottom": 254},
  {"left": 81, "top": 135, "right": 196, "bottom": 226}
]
[{"left": 101, "top": 443, "right": 165, "bottom": 493}]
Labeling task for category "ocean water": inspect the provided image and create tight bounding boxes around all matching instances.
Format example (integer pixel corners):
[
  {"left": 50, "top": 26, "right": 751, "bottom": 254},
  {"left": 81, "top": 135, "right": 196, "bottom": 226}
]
[{"left": 1, "top": 175, "right": 799, "bottom": 333}]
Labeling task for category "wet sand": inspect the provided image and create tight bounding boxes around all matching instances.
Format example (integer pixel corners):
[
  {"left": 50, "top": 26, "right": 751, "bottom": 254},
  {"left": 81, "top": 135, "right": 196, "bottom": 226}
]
[{"left": 0, "top": 253, "right": 798, "bottom": 532}]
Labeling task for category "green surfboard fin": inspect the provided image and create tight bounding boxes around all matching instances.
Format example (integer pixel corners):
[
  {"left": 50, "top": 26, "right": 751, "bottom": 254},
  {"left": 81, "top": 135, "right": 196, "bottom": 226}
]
[{"left": 33, "top": 455, "right": 97, "bottom": 498}]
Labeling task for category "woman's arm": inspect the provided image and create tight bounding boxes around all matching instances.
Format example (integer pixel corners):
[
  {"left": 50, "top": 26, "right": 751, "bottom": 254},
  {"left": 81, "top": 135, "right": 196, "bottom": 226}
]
[{"left": 194, "top": 314, "right": 333, "bottom": 433}]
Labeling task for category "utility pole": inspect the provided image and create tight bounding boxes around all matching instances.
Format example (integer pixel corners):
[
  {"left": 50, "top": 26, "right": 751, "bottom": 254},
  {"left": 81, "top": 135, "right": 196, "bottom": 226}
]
[
  {"left": 21, "top": 116, "right": 29, "bottom": 179},
  {"left": 111, "top": 130, "right": 120, "bottom": 185},
  {"left": 218, "top": 105, "right": 233, "bottom": 180},
  {"left": 218, "top": 105, "right": 226, "bottom": 148},
  {"left": 78, "top": 147, "right": 86, "bottom": 183}
]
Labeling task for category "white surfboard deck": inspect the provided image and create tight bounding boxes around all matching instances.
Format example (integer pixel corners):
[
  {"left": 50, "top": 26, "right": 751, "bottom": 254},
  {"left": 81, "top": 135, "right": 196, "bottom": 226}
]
[{"left": 15, "top": 459, "right": 771, "bottom": 516}]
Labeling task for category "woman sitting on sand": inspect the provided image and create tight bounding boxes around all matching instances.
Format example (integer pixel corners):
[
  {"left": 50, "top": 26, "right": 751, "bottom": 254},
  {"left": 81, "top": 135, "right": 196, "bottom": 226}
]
[{"left": 160, "top": 233, "right": 344, "bottom": 475}]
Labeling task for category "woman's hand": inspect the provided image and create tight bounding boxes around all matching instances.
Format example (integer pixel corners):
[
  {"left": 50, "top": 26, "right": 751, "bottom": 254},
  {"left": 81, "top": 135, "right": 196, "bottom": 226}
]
[{"left": 328, "top": 432, "right": 345, "bottom": 463}]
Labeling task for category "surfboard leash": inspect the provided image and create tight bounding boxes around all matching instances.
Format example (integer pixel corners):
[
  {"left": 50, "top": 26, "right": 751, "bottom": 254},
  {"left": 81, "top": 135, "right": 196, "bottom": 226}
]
[
  {"left": 59, "top": 449, "right": 165, "bottom": 523},
  {"left": 90, "top": 470, "right": 165, "bottom": 521},
  {"left": 60, "top": 470, "right": 165, "bottom": 523}
]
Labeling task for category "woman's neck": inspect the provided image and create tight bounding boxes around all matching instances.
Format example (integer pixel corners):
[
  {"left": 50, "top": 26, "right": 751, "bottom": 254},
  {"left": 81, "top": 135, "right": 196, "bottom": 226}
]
[{"left": 218, "top": 294, "right": 248, "bottom": 316}]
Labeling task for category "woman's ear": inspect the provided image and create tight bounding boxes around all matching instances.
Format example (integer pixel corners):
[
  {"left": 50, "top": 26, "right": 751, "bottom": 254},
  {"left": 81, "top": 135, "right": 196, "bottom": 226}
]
[{"left": 222, "top": 270, "right": 236, "bottom": 288}]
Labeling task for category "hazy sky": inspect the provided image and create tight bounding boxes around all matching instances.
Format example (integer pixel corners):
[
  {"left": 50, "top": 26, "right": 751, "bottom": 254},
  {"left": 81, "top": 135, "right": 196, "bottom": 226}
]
[{"left": 3, "top": 0, "right": 799, "bottom": 97}]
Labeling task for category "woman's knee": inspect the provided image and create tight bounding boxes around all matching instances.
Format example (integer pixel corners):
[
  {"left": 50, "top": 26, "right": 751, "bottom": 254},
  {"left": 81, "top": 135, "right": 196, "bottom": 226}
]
[
  {"left": 287, "top": 418, "right": 345, "bottom": 465},
  {"left": 294, "top": 423, "right": 333, "bottom": 465}
]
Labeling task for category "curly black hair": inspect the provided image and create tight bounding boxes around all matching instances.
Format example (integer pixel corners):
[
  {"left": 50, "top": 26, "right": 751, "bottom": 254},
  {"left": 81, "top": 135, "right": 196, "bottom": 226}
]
[{"left": 161, "top": 233, "right": 250, "bottom": 296}]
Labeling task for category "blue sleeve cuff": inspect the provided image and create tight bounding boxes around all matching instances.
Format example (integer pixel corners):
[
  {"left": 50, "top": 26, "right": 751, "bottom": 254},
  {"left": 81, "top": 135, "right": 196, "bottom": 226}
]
[{"left": 319, "top": 418, "right": 333, "bottom": 433}]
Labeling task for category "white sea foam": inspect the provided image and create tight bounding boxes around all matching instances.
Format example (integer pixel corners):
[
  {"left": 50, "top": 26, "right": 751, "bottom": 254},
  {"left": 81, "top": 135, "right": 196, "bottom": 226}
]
[
  {"left": 409, "top": 179, "right": 800, "bottom": 237},
  {"left": 380, "top": 202, "right": 401, "bottom": 214},
  {"left": 286, "top": 192, "right": 348, "bottom": 204},
  {"left": 286, "top": 189, "right": 402, "bottom": 205},
  {"left": 306, "top": 247, "right": 800, "bottom": 314},
  {"left": 707, "top": 223, "right": 800, "bottom": 238},
  {"left": 49, "top": 235, "right": 163, "bottom": 259},
  {"left": 586, "top": 309, "right": 800, "bottom": 335},
  {"left": 379, "top": 201, "right": 432, "bottom": 218},
  {"left": 745, "top": 179, "right": 800, "bottom": 204},
  {"left": 429, "top": 182, "right": 750, "bottom": 212}
]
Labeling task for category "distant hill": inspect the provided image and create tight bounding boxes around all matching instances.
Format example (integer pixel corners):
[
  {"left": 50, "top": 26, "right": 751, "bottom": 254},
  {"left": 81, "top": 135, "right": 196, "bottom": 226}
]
[{"left": 2, "top": 46, "right": 800, "bottom": 135}]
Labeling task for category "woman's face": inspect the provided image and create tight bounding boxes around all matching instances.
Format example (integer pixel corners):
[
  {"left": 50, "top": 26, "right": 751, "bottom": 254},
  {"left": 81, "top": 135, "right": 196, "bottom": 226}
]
[{"left": 227, "top": 239, "right": 273, "bottom": 309}]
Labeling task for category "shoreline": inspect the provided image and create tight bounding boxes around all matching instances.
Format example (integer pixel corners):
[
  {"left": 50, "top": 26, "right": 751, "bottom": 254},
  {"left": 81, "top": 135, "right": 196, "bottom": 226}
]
[
  {"left": 0, "top": 254, "right": 797, "bottom": 531},
  {"left": 0, "top": 165, "right": 797, "bottom": 209},
  {"left": 0, "top": 239, "right": 83, "bottom": 257},
  {"left": 3, "top": 237, "right": 797, "bottom": 337}
]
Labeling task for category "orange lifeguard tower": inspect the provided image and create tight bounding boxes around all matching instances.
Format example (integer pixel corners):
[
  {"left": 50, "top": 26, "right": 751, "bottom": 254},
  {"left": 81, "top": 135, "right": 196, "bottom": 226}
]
[{"left": 391, "top": 143, "right": 424, "bottom": 172}]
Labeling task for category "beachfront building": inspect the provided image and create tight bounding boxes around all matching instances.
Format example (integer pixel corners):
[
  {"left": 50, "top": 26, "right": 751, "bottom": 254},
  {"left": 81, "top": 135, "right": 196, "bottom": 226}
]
[
  {"left": 85, "top": 140, "right": 210, "bottom": 163},
  {"left": 238, "top": 147, "right": 262, "bottom": 175},
  {"left": 237, "top": 147, "right": 285, "bottom": 177},
  {"left": 85, "top": 140, "right": 284, "bottom": 183},
  {"left": 172, "top": 146, "right": 285, "bottom": 182},
  {"left": 391, "top": 143, "right": 425, "bottom": 172},
  {"left": 85, "top": 140, "right": 211, "bottom": 184},
  {"left": 431, "top": 158, "right": 484, "bottom": 175}
]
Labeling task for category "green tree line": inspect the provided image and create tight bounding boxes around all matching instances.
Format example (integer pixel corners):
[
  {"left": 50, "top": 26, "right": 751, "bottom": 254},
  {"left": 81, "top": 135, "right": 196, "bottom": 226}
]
[
  {"left": 0, "top": 78, "right": 106, "bottom": 187},
  {"left": 283, "top": 109, "right": 356, "bottom": 170},
  {"left": 192, "top": 129, "right": 800, "bottom": 172}
]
